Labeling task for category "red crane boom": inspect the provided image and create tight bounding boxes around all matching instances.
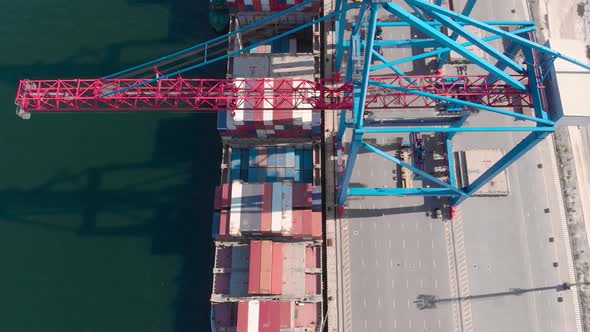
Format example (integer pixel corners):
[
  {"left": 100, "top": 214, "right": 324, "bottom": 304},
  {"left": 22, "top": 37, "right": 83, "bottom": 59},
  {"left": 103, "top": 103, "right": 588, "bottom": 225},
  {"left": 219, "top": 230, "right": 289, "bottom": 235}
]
[{"left": 15, "top": 75, "right": 531, "bottom": 114}]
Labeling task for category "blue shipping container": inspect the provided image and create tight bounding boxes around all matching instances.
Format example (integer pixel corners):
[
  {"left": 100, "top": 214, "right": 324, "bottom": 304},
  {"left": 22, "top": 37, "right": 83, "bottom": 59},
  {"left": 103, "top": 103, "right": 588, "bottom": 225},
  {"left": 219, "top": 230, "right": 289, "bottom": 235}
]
[
  {"left": 303, "top": 149, "right": 313, "bottom": 171},
  {"left": 257, "top": 168, "right": 267, "bottom": 182},
  {"left": 248, "top": 148, "right": 257, "bottom": 168},
  {"left": 286, "top": 147, "right": 295, "bottom": 168},
  {"left": 285, "top": 167, "right": 294, "bottom": 180},
  {"left": 267, "top": 147, "right": 277, "bottom": 167},
  {"left": 240, "top": 149, "right": 249, "bottom": 170},
  {"left": 295, "top": 149, "right": 303, "bottom": 171},
  {"left": 276, "top": 147, "right": 286, "bottom": 167},
  {"left": 231, "top": 149, "right": 241, "bottom": 172},
  {"left": 276, "top": 168, "right": 286, "bottom": 181},
  {"left": 217, "top": 111, "right": 227, "bottom": 130},
  {"left": 293, "top": 170, "right": 302, "bottom": 183},
  {"left": 302, "top": 170, "right": 313, "bottom": 183},
  {"left": 240, "top": 170, "right": 248, "bottom": 182},
  {"left": 211, "top": 212, "right": 220, "bottom": 238},
  {"left": 248, "top": 167, "right": 258, "bottom": 182},
  {"left": 267, "top": 167, "right": 277, "bottom": 182},
  {"left": 230, "top": 169, "right": 240, "bottom": 181}
]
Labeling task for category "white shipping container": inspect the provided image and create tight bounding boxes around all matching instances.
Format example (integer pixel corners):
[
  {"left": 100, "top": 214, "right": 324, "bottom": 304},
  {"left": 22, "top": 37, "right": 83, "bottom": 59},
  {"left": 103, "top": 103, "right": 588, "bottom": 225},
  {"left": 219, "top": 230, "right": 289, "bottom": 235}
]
[
  {"left": 256, "top": 129, "right": 267, "bottom": 138},
  {"left": 281, "top": 181, "right": 293, "bottom": 235},
  {"left": 302, "top": 109, "right": 313, "bottom": 130},
  {"left": 233, "top": 80, "right": 246, "bottom": 126},
  {"left": 229, "top": 180, "right": 243, "bottom": 236},
  {"left": 263, "top": 81, "right": 274, "bottom": 125},
  {"left": 261, "top": 0, "right": 270, "bottom": 11},
  {"left": 247, "top": 300, "right": 260, "bottom": 332},
  {"left": 226, "top": 108, "right": 237, "bottom": 130},
  {"left": 271, "top": 182, "right": 283, "bottom": 233}
]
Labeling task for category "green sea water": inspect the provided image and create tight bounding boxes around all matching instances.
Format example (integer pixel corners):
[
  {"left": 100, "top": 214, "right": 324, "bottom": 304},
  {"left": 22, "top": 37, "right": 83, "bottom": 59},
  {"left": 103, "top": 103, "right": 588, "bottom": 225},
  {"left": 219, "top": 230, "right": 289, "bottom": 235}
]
[{"left": 0, "top": 0, "right": 224, "bottom": 331}]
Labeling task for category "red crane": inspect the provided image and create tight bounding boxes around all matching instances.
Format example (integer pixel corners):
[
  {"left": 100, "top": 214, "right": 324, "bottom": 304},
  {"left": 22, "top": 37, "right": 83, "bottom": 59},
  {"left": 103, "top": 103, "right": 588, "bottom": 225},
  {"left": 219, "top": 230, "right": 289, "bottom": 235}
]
[{"left": 15, "top": 74, "right": 531, "bottom": 117}]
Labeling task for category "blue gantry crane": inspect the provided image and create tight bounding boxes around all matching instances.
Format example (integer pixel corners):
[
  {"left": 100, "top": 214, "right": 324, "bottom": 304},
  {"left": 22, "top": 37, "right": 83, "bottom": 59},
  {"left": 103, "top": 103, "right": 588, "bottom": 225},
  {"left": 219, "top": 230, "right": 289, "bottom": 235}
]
[{"left": 13, "top": 0, "right": 590, "bottom": 207}]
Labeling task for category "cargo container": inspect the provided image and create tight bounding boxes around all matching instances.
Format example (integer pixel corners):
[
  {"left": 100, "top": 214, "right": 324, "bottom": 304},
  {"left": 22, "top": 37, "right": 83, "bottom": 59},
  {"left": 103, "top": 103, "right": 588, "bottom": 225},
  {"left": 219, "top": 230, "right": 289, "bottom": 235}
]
[
  {"left": 259, "top": 240, "right": 273, "bottom": 294},
  {"left": 248, "top": 241, "right": 261, "bottom": 294},
  {"left": 271, "top": 242, "right": 283, "bottom": 294},
  {"left": 247, "top": 300, "right": 260, "bottom": 332},
  {"left": 229, "top": 181, "right": 243, "bottom": 236}
]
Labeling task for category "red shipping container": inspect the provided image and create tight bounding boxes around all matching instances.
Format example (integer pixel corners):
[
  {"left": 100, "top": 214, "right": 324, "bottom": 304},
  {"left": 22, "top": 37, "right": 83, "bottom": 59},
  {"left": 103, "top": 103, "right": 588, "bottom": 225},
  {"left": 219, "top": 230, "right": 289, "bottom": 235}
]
[
  {"left": 257, "top": 147, "right": 267, "bottom": 167},
  {"left": 279, "top": 301, "right": 292, "bottom": 328},
  {"left": 259, "top": 301, "right": 272, "bottom": 332},
  {"left": 311, "top": 212, "right": 322, "bottom": 239},
  {"left": 291, "top": 209, "right": 303, "bottom": 238},
  {"left": 269, "top": 301, "right": 281, "bottom": 331},
  {"left": 237, "top": 301, "right": 249, "bottom": 332},
  {"left": 248, "top": 241, "right": 262, "bottom": 294},
  {"left": 261, "top": 183, "right": 273, "bottom": 233},
  {"left": 302, "top": 209, "right": 313, "bottom": 237},
  {"left": 292, "top": 183, "right": 312, "bottom": 209},
  {"left": 271, "top": 242, "right": 283, "bottom": 294},
  {"left": 214, "top": 185, "right": 221, "bottom": 211},
  {"left": 259, "top": 240, "right": 273, "bottom": 294},
  {"left": 221, "top": 183, "right": 231, "bottom": 209},
  {"left": 219, "top": 209, "right": 229, "bottom": 238}
]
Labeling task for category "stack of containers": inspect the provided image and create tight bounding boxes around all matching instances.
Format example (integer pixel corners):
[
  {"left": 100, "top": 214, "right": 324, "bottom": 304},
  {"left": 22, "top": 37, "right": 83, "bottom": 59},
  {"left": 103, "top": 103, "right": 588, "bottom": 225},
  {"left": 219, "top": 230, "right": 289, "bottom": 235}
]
[
  {"left": 211, "top": 300, "right": 320, "bottom": 331},
  {"left": 212, "top": 180, "right": 321, "bottom": 239},
  {"left": 228, "top": 145, "right": 314, "bottom": 183},
  {"left": 216, "top": 79, "right": 319, "bottom": 140},
  {"left": 224, "top": 0, "right": 321, "bottom": 13}
]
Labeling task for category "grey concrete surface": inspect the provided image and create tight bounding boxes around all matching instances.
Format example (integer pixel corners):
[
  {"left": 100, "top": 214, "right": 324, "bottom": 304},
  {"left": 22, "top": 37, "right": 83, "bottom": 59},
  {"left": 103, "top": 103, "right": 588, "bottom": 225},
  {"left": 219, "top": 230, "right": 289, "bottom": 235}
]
[{"left": 341, "top": 0, "right": 579, "bottom": 331}]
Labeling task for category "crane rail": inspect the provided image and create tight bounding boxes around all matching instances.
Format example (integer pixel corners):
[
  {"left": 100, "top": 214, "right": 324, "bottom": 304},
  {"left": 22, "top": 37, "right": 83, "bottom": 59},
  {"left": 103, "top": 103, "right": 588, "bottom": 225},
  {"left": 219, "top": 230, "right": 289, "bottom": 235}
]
[{"left": 15, "top": 74, "right": 532, "bottom": 113}]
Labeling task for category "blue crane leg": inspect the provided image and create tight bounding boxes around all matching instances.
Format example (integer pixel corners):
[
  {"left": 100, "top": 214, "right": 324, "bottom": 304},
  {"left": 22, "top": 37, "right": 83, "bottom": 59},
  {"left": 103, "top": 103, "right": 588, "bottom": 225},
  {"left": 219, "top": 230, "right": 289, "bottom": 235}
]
[
  {"left": 357, "top": 126, "right": 554, "bottom": 134},
  {"left": 368, "top": 80, "right": 553, "bottom": 125},
  {"left": 486, "top": 41, "right": 523, "bottom": 84},
  {"left": 446, "top": 138, "right": 457, "bottom": 187},
  {"left": 370, "top": 26, "right": 535, "bottom": 72},
  {"left": 361, "top": 142, "right": 467, "bottom": 196},
  {"left": 382, "top": 2, "right": 527, "bottom": 91},
  {"left": 522, "top": 42, "right": 549, "bottom": 121},
  {"left": 428, "top": 10, "right": 524, "bottom": 73},
  {"left": 437, "top": 0, "right": 477, "bottom": 67},
  {"left": 354, "top": 3, "right": 380, "bottom": 130},
  {"left": 335, "top": 0, "right": 348, "bottom": 71},
  {"left": 348, "top": 187, "right": 461, "bottom": 196},
  {"left": 338, "top": 131, "right": 363, "bottom": 205},
  {"left": 450, "top": 130, "right": 552, "bottom": 205},
  {"left": 356, "top": 20, "right": 535, "bottom": 28},
  {"left": 410, "top": 0, "right": 590, "bottom": 71}
]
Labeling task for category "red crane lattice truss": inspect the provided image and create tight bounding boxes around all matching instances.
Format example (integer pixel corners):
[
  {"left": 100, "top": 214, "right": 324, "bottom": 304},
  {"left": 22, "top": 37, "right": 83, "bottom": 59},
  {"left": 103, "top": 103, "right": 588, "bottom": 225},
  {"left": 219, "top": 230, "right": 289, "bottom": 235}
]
[{"left": 15, "top": 74, "right": 532, "bottom": 113}]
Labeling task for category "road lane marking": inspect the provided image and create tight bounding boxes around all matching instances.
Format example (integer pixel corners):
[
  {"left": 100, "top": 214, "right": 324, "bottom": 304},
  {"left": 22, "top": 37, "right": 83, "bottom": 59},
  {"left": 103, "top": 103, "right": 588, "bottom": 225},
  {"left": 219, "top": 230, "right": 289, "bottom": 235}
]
[
  {"left": 435, "top": 279, "right": 438, "bottom": 289},
  {"left": 391, "top": 279, "right": 394, "bottom": 288},
  {"left": 374, "top": 239, "right": 377, "bottom": 248},
  {"left": 401, "top": 223, "right": 404, "bottom": 232},
  {"left": 433, "top": 260, "right": 437, "bottom": 270},
  {"left": 363, "top": 298, "right": 366, "bottom": 308},
  {"left": 378, "top": 298, "right": 382, "bottom": 308},
  {"left": 417, "top": 240, "right": 420, "bottom": 249},
  {"left": 379, "top": 320, "right": 382, "bottom": 329},
  {"left": 394, "top": 320, "right": 397, "bottom": 329},
  {"left": 406, "top": 279, "right": 409, "bottom": 288},
  {"left": 432, "top": 239, "right": 435, "bottom": 249},
  {"left": 389, "top": 239, "right": 392, "bottom": 249},
  {"left": 402, "top": 240, "right": 406, "bottom": 248},
  {"left": 376, "top": 279, "right": 380, "bottom": 289},
  {"left": 409, "top": 320, "right": 412, "bottom": 329},
  {"left": 420, "top": 279, "right": 423, "bottom": 288},
  {"left": 390, "top": 259, "right": 393, "bottom": 269},
  {"left": 418, "top": 259, "right": 422, "bottom": 269},
  {"left": 364, "top": 320, "right": 367, "bottom": 329},
  {"left": 361, "top": 257, "right": 365, "bottom": 267},
  {"left": 407, "top": 299, "right": 410, "bottom": 308}
]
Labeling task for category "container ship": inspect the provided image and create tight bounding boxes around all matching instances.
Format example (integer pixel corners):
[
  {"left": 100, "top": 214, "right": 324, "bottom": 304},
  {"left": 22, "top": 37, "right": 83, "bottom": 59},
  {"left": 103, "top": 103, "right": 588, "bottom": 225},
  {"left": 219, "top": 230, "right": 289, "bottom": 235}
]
[{"left": 208, "top": 0, "right": 324, "bottom": 330}]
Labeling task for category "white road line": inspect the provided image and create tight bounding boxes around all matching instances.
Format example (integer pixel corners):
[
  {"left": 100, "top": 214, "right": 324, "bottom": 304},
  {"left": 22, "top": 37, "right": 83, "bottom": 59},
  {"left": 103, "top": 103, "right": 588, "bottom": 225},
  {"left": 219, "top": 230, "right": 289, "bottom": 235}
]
[
  {"left": 370, "top": 168, "right": 374, "bottom": 177},
  {"left": 402, "top": 240, "right": 406, "bottom": 248},
  {"left": 363, "top": 298, "right": 367, "bottom": 308},
  {"left": 417, "top": 240, "right": 420, "bottom": 249},
  {"left": 409, "top": 320, "right": 412, "bottom": 329},
  {"left": 424, "top": 320, "right": 427, "bottom": 329},
  {"left": 364, "top": 320, "right": 367, "bottom": 329},
  {"left": 391, "top": 279, "right": 394, "bottom": 288},
  {"left": 376, "top": 279, "right": 380, "bottom": 289},
  {"left": 390, "top": 259, "right": 393, "bottom": 269},
  {"left": 416, "top": 222, "right": 419, "bottom": 231},
  {"left": 438, "top": 320, "right": 441, "bottom": 328},
  {"left": 375, "top": 258, "right": 379, "bottom": 267},
  {"left": 406, "top": 279, "right": 409, "bottom": 288},
  {"left": 389, "top": 239, "right": 392, "bottom": 249},
  {"left": 433, "top": 260, "right": 437, "bottom": 270},
  {"left": 435, "top": 279, "right": 438, "bottom": 289},
  {"left": 394, "top": 320, "right": 397, "bottom": 329},
  {"left": 407, "top": 299, "right": 410, "bottom": 308},
  {"left": 361, "top": 257, "right": 365, "bottom": 267},
  {"left": 379, "top": 320, "right": 382, "bottom": 329},
  {"left": 420, "top": 279, "right": 423, "bottom": 288},
  {"left": 432, "top": 239, "right": 435, "bottom": 249},
  {"left": 429, "top": 222, "right": 433, "bottom": 231},
  {"left": 378, "top": 298, "right": 382, "bottom": 307},
  {"left": 418, "top": 259, "right": 422, "bottom": 269},
  {"left": 401, "top": 223, "right": 405, "bottom": 232}
]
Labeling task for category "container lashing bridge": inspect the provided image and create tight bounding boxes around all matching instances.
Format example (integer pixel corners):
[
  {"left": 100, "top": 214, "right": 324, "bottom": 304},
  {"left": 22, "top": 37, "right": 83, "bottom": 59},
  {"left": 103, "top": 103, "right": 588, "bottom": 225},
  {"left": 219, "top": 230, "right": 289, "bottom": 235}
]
[{"left": 13, "top": 0, "right": 590, "bottom": 207}]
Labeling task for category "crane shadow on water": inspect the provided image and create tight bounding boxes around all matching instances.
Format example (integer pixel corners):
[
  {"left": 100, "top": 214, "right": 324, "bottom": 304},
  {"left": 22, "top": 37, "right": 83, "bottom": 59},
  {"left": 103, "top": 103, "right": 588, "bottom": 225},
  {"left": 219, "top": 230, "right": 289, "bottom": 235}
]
[{"left": 0, "top": 115, "right": 220, "bottom": 332}]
